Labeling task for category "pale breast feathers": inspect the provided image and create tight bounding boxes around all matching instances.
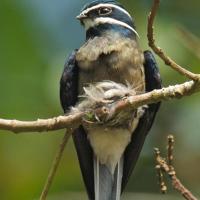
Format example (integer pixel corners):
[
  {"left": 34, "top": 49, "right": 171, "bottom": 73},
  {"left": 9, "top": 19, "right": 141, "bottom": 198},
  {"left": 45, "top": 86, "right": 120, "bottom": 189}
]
[{"left": 76, "top": 34, "right": 144, "bottom": 71}]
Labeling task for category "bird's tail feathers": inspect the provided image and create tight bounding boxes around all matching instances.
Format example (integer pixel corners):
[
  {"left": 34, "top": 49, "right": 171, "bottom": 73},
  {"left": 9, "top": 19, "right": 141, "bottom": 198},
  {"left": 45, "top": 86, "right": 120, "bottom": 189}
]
[{"left": 94, "top": 156, "right": 123, "bottom": 200}]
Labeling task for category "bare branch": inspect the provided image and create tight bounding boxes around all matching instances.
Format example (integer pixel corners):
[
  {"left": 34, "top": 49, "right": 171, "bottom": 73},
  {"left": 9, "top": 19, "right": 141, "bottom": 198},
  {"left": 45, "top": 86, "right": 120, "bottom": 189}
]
[
  {"left": 39, "top": 131, "right": 72, "bottom": 200},
  {"left": 0, "top": 81, "right": 199, "bottom": 134},
  {"left": 147, "top": 0, "right": 200, "bottom": 81},
  {"left": 154, "top": 136, "right": 198, "bottom": 200},
  {"left": 0, "top": 113, "right": 83, "bottom": 133},
  {"left": 155, "top": 153, "right": 167, "bottom": 194}
]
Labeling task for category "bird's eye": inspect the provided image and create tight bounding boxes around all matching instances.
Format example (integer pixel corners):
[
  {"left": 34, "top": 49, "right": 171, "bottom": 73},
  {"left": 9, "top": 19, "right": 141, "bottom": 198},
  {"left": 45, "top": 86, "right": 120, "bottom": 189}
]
[{"left": 98, "top": 7, "right": 112, "bottom": 16}]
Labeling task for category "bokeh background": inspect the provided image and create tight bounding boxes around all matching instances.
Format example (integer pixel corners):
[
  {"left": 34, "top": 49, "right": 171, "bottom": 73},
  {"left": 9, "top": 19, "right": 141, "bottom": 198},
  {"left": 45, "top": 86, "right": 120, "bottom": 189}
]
[{"left": 0, "top": 0, "right": 199, "bottom": 199}]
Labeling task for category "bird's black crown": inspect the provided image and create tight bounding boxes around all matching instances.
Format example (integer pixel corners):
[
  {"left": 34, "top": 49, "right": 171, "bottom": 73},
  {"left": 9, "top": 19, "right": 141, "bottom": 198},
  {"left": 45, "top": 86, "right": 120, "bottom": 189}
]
[{"left": 81, "top": 0, "right": 124, "bottom": 12}]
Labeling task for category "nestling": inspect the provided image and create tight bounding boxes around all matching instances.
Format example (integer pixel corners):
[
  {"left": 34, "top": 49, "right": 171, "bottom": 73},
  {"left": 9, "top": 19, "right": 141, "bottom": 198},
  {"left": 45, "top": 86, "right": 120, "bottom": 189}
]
[{"left": 60, "top": 0, "right": 162, "bottom": 199}]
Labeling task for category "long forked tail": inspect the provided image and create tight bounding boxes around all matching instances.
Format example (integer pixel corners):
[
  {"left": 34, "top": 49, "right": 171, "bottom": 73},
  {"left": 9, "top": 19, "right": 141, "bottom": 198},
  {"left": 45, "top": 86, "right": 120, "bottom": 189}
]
[{"left": 94, "top": 157, "right": 124, "bottom": 200}]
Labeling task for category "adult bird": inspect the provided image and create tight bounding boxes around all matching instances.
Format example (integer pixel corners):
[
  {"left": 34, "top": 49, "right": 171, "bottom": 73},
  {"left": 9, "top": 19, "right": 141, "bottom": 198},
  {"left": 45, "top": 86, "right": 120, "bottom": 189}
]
[{"left": 60, "top": 0, "right": 161, "bottom": 200}]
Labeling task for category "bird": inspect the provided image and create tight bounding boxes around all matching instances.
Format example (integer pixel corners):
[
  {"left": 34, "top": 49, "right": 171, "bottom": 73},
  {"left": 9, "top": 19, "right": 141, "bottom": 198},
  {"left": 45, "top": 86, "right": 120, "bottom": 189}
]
[{"left": 60, "top": 0, "right": 162, "bottom": 200}]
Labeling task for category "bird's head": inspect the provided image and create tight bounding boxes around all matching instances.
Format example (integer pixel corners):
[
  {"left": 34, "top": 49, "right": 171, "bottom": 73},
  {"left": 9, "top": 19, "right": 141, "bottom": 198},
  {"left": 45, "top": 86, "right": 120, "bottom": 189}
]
[{"left": 76, "top": 0, "right": 139, "bottom": 39}]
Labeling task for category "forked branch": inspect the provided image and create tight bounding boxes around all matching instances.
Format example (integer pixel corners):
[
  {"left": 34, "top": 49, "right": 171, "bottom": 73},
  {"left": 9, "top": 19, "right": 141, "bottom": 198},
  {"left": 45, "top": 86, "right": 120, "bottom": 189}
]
[{"left": 154, "top": 136, "right": 198, "bottom": 200}]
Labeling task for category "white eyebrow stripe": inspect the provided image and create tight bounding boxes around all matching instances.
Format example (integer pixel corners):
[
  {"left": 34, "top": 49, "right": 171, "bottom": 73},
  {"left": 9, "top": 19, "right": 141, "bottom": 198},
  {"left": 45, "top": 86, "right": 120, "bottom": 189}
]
[
  {"left": 82, "top": 3, "right": 132, "bottom": 20},
  {"left": 91, "top": 17, "right": 139, "bottom": 38}
]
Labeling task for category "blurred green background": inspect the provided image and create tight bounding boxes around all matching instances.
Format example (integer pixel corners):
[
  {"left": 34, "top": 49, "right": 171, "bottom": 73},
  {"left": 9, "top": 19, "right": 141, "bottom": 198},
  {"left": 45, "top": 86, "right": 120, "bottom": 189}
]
[{"left": 0, "top": 0, "right": 200, "bottom": 199}]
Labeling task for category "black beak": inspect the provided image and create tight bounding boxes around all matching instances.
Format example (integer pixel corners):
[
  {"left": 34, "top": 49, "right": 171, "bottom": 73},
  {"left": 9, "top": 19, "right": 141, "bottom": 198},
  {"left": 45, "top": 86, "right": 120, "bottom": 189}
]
[{"left": 76, "top": 13, "right": 88, "bottom": 20}]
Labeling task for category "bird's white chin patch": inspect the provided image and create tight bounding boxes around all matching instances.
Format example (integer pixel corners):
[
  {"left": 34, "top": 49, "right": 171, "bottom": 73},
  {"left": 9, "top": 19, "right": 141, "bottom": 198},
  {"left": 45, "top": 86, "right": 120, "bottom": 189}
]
[{"left": 83, "top": 19, "right": 97, "bottom": 31}]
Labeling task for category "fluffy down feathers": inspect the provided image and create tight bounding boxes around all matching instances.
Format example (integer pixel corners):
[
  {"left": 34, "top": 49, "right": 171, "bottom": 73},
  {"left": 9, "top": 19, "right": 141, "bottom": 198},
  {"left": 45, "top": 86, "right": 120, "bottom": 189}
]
[{"left": 71, "top": 81, "right": 146, "bottom": 127}]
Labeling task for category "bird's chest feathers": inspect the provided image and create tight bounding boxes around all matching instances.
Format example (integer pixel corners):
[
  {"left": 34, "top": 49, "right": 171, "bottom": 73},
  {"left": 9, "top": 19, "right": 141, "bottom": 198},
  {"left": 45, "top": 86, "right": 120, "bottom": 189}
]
[{"left": 76, "top": 35, "right": 145, "bottom": 89}]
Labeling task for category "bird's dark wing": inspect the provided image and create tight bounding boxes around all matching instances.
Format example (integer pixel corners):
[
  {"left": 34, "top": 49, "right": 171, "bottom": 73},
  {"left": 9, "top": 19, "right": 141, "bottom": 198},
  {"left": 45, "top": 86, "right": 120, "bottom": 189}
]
[
  {"left": 60, "top": 50, "right": 79, "bottom": 111},
  {"left": 60, "top": 50, "right": 94, "bottom": 200},
  {"left": 122, "top": 50, "right": 162, "bottom": 191}
]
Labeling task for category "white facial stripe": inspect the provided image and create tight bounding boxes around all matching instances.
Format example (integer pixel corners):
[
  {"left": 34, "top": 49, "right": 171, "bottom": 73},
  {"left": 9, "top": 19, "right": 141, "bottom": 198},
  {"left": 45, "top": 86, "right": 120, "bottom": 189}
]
[
  {"left": 85, "top": 17, "right": 139, "bottom": 37},
  {"left": 82, "top": 3, "right": 132, "bottom": 20}
]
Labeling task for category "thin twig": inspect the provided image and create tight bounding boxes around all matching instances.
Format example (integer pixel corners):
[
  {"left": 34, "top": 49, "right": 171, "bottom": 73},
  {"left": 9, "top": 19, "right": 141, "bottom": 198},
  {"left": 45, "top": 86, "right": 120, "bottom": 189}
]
[
  {"left": 167, "top": 135, "right": 175, "bottom": 173},
  {"left": 148, "top": 0, "right": 200, "bottom": 81},
  {"left": 155, "top": 136, "right": 198, "bottom": 200},
  {"left": 155, "top": 148, "right": 167, "bottom": 194},
  {"left": 39, "top": 130, "right": 72, "bottom": 200}
]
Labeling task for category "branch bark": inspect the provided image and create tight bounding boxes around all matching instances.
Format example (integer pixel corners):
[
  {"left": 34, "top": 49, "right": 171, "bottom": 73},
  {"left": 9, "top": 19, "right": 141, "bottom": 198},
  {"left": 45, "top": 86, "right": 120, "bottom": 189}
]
[{"left": 0, "top": 113, "right": 83, "bottom": 133}]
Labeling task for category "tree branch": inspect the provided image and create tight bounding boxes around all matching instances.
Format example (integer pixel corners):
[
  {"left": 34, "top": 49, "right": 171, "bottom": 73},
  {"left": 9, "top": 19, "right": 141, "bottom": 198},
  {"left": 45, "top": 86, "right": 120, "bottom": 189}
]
[
  {"left": 0, "top": 113, "right": 83, "bottom": 133},
  {"left": 147, "top": 0, "right": 200, "bottom": 81},
  {"left": 0, "top": 81, "right": 199, "bottom": 134},
  {"left": 154, "top": 136, "right": 198, "bottom": 200}
]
